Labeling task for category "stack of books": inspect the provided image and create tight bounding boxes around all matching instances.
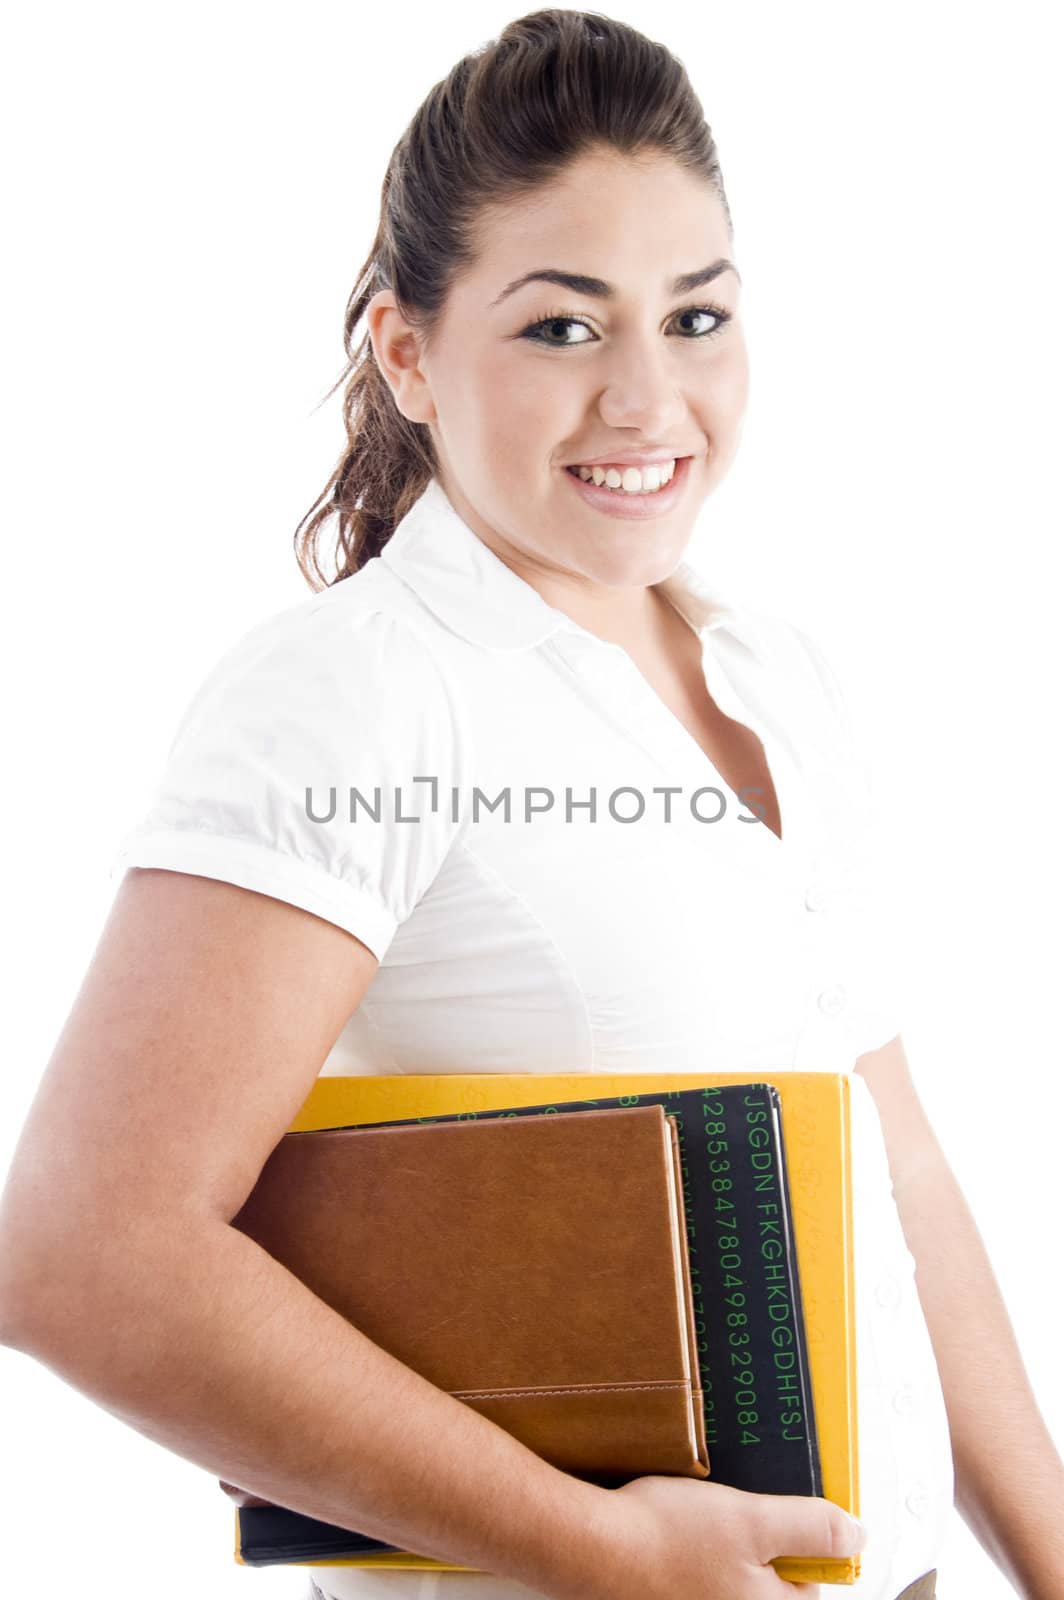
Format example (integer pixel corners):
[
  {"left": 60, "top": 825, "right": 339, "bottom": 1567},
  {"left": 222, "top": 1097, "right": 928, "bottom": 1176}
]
[{"left": 220, "top": 1069, "right": 860, "bottom": 1587}]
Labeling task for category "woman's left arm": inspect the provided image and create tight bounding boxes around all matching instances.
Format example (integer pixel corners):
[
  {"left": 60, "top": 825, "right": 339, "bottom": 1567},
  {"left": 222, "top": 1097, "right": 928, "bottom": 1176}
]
[{"left": 856, "top": 1034, "right": 1064, "bottom": 1600}]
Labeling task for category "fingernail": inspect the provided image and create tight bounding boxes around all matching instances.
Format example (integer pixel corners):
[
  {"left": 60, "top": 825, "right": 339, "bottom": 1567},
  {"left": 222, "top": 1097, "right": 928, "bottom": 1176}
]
[{"left": 848, "top": 1515, "right": 869, "bottom": 1550}]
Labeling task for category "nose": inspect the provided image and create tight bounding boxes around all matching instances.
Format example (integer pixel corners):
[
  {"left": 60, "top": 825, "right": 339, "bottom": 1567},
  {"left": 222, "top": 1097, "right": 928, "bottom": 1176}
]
[{"left": 595, "top": 341, "right": 687, "bottom": 436}]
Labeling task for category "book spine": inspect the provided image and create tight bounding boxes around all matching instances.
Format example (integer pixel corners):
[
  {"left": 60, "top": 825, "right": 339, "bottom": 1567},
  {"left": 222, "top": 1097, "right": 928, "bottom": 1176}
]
[{"left": 689, "top": 1083, "right": 814, "bottom": 1493}]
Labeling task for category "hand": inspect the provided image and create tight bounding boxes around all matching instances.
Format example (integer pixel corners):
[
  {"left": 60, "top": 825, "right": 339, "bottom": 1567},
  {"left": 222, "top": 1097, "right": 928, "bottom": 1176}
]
[{"left": 587, "top": 1472, "right": 867, "bottom": 1600}]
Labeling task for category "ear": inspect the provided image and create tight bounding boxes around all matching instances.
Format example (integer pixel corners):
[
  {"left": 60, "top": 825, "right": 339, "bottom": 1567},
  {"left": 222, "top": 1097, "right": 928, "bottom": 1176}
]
[{"left": 365, "top": 289, "right": 437, "bottom": 426}]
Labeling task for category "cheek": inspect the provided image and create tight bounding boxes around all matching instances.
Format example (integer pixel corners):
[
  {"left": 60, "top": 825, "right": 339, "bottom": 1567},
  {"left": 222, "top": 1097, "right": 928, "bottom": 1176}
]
[
  {"left": 435, "top": 353, "right": 513, "bottom": 454},
  {"left": 478, "top": 355, "right": 579, "bottom": 460},
  {"left": 496, "top": 354, "right": 569, "bottom": 414},
  {"left": 692, "top": 345, "right": 749, "bottom": 435},
  {"left": 718, "top": 341, "right": 751, "bottom": 415}
]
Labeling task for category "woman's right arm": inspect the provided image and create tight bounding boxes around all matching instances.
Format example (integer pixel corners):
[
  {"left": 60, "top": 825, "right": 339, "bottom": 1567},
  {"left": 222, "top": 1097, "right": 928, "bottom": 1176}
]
[{"left": 0, "top": 866, "right": 861, "bottom": 1599}]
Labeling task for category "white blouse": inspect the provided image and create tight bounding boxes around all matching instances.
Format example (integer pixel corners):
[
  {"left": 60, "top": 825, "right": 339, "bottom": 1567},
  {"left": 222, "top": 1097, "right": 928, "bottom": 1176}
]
[{"left": 110, "top": 475, "right": 954, "bottom": 1600}]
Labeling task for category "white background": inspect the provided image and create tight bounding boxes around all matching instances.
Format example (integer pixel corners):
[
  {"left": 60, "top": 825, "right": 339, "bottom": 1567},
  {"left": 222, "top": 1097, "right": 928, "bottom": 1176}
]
[{"left": 1, "top": 2, "right": 1060, "bottom": 1596}]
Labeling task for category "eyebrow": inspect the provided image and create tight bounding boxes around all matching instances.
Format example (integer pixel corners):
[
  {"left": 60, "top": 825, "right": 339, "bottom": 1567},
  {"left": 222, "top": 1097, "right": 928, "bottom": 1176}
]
[{"left": 488, "top": 258, "right": 741, "bottom": 309}]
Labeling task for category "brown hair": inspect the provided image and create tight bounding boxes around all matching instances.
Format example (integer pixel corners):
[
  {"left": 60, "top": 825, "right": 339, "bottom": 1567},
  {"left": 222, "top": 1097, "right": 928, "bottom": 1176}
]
[{"left": 294, "top": 7, "right": 733, "bottom": 591}]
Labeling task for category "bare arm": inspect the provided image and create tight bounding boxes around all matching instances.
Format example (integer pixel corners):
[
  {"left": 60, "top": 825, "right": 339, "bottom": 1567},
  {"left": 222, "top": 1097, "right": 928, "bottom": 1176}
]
[
  {"left": 0, "top": 867, "right": 615, "bottom": 1598},
  {"left": 857, "top": 1034, "right": 1064, "bottom": 1600}
]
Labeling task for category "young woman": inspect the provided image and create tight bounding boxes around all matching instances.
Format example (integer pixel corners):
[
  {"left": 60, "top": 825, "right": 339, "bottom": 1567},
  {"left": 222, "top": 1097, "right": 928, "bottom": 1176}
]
[{"left": 1, "top": 11, "right": 1059, "bottom": 1600}]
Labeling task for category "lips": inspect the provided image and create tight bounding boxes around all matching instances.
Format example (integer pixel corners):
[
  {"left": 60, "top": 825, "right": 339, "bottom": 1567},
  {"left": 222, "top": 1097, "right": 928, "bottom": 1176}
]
[{"left": 561, "top": 451, "right": 693, "bottom": 516}]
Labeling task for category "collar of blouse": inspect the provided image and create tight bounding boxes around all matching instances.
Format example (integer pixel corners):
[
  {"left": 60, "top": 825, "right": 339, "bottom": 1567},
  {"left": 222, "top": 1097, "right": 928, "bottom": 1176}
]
[{"left": 379, "top": 474, "right": 773, "bottom": 664}]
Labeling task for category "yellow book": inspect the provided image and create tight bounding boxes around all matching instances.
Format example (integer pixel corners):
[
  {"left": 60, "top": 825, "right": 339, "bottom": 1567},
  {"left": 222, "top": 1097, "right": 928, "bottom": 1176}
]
[{"left": 233, "top": 1069, "right": 860, "bottom": 1586}]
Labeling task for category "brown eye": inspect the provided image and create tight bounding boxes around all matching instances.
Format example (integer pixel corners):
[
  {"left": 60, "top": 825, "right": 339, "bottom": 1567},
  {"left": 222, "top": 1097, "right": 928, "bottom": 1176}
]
[
  {"left": 521, "top": 314, "right": 596, "bottom": 347},
  {"left": 674, "top": 306, "right": 730, "bottom": 337},
  {"left": 520, "top": 304, "right": 733, "bottom": 347}
]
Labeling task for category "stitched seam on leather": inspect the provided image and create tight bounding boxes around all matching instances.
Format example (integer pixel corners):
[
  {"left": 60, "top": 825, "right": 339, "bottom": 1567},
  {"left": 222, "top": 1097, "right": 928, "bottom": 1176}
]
[{"left": 451, "top": 1381, "right": 691, "bottom": 1399}]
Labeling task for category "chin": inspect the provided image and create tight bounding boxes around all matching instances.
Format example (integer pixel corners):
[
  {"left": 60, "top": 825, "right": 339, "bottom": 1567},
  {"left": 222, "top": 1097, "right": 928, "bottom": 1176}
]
[{"left": 589, "top": 546, "right": 684, "bottom": 587}]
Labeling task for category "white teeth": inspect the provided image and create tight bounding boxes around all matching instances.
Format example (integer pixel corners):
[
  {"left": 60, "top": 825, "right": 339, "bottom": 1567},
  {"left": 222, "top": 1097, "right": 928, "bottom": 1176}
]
[{"left": 572, "top": 459, "right": 677, "bottom": 493}]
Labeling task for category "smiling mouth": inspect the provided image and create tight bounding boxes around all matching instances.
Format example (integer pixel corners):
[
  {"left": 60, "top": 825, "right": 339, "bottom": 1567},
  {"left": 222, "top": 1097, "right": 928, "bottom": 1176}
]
[
  {"left": 564, "top": 458, "right": 688, "bottom": 496},
  {"left": 560, "top": 453, "right": 695, "bottom": 515}
]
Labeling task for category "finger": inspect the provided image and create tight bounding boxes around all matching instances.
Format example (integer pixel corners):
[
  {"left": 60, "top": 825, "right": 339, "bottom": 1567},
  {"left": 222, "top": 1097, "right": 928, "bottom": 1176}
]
[{"left": 755, "top": 1495, "right": 866, "bottom": 1563}]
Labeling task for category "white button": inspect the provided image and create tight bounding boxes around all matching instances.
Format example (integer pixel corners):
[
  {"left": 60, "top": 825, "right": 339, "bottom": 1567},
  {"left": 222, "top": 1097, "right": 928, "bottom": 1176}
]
[
  {"left": 875, "top": 1276, "right": 900, "bottom": 1308},
  {"left": 804, "top": 885, "right": 829, "bottom": 912},
  {"left": 892, "top": 1384, "right": 915, "bottom": 1415},
  {"left": 905, "top": 1489, "right": 929, "bottom": 1518},
  {"left": 817, "top": 984, "right": 847, "bottom": 1016}
]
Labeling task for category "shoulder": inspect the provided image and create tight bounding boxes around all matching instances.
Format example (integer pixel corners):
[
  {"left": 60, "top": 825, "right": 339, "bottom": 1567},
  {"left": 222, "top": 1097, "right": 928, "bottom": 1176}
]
[
  {"left": 113, "top": 559, "right": 470, "bottom": 955},
  {"left": 175, "top": 557, "right": 467, "bottom": 752},
  {"left": 201, "top": 559, "right": 451, "bottom": 695},
  {"left": 154, "top": 557, "right": 474, "bottom": 800}
]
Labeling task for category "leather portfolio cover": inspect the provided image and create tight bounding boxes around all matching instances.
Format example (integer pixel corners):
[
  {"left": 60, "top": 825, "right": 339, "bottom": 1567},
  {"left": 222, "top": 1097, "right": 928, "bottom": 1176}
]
[{"left": 228, "top": 1101, "right": 708, "bottom": 1489}]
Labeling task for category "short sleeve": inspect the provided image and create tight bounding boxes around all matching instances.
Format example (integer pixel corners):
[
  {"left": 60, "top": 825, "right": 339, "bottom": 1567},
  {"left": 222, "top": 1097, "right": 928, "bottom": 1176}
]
[
  {"left": 109, "top": 599, "right": 468, "bottom": 963},
  {"left": 786, "top": 622, "right": 911, "bottom": 1056}
]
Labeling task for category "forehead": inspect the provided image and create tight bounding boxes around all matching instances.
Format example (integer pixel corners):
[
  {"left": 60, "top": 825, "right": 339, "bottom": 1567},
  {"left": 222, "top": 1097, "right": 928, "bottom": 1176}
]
[{"left": 464, "top": 148, "right": 733, "bottom": 289}]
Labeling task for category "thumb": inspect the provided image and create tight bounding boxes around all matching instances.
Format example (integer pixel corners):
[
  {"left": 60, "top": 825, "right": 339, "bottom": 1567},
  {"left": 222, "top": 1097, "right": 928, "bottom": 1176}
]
[{"left": 755, "top": 1494, "right": 868, "bottom": 1563}]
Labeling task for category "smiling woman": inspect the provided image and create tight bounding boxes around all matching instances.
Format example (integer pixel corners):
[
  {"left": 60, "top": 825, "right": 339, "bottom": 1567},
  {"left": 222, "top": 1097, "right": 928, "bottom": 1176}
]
[
  {"left": 342, "top": 144, "right": 749, "bottom": 612},
  {"left": 3, "top": 8, "right": 1059, "bottom": 1600}
]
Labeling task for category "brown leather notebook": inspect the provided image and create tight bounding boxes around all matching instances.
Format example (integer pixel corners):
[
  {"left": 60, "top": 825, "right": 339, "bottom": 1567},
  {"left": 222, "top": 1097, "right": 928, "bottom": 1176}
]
[{"left": 223, "top": 1103, "right": 708, "bottom": 1501}]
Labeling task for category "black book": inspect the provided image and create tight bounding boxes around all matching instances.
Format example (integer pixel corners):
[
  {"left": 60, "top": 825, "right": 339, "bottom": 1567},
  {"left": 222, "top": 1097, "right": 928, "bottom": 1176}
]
[{"left": 235, "top": 1081, "right": 818, "bottom": 1566}]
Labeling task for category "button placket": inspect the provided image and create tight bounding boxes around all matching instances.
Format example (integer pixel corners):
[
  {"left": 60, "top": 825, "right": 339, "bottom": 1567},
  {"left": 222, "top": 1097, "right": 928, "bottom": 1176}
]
[
  {"left": 800, "top": 849, "right": 848, "bottom": 1022},
  {"left": 863, "top": 1313, "right": 930, "bottom": 1563},
  {"left": 793, "top": 943, "right": 848, "bottom": 1066},
  {"left": 863, "top": 1246, "right": 935, "bottom": 1540},
  {"left": 850, "top": 1080, "right": 952, "bottom": 1576}
]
